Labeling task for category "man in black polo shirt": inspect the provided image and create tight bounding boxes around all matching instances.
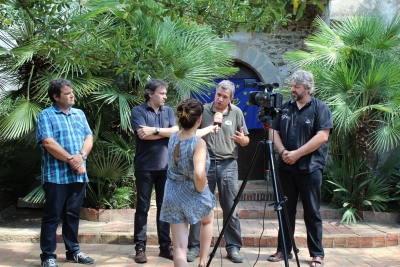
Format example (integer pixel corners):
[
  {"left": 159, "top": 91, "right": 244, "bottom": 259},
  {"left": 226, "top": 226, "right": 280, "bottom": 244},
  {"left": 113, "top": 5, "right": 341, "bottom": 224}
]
[
  {"left": 268, "top": 70, "right": 332, "bottom": 267},
  {"left": 131, "top": 79, "right": 179, "bottom": 263}
]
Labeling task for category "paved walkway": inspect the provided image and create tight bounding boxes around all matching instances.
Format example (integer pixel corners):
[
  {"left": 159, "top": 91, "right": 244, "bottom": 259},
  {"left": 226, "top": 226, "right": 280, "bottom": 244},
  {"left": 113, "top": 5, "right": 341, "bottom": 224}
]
[
  {"left": 0, "top": 243, "right": 400, "bottom": 266},
  {"left": 1, "top": 182, "right": 400, "bottom": 266},
  {"left": 1, "top": 200, "right": 399, "bottom": 248}
]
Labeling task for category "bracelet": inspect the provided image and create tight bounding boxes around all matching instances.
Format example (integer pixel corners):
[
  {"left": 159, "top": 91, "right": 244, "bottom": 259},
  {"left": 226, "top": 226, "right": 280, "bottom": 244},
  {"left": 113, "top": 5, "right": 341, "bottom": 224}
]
[{"left": 279, "top": 149, "right": 287, "bottom": 157}]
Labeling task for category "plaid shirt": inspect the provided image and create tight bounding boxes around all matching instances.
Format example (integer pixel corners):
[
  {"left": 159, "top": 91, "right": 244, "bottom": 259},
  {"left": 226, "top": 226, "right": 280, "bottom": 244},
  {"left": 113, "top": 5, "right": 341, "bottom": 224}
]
[{"left": 36, "top": 104, "right": 92, "bottom": 184}]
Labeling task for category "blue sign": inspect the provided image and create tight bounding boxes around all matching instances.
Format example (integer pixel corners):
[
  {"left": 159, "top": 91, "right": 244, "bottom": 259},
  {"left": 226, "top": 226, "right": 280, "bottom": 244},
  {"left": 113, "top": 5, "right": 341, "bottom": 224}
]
[{"left": 194, "top": 78, "right": 264, "bottom": 130}]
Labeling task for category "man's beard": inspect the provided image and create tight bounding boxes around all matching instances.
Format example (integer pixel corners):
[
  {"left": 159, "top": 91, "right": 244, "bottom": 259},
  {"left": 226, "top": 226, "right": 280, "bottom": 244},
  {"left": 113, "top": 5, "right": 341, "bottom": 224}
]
[{"left": 292, "top": 92, "right": 305, "bottom": 101}]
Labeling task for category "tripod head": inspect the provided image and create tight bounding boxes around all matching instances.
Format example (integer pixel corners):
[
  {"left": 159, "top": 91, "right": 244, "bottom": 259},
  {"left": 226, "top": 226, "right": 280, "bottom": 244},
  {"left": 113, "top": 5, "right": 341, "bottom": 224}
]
[{"left": 257, "top": 107, "right": 287, "bottom": 130}]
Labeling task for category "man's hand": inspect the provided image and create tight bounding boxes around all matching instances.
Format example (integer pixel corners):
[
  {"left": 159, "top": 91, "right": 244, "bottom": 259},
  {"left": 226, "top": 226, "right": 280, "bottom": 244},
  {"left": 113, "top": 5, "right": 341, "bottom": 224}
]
[
  {"left": 74, "top": 164, "right": 86, "bottom": 175},
  {"left": 282, "top": 150, "right": 301, "bottom": 165},
  {"left": 68, "top": 154, "right": 84, "bottom": 170},
  {"left": 137, "top": 125, "right": 155, "bottom": 139},
  {"left": 230, "top": 126, "right": 249, "bottom": 146}
]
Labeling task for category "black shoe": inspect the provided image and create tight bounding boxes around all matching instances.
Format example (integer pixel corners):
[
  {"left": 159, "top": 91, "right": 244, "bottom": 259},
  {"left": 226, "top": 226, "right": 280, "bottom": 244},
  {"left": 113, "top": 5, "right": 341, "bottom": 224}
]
[
  {"left": 134, "top": 248, "right": 148, "bottom": 263},
  {"left": 66, "top": 251, "right": 94, "bottom": 264},
  {"left": 159, "top": 246, "right": 173, "bottom": 260},
  {"left": 41, "top": 258, "right": 58, "bottom": 267}
]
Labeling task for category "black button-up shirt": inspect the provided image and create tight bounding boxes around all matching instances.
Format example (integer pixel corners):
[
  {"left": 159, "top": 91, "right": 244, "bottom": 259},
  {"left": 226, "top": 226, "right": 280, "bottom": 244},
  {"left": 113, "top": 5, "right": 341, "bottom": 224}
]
[{"left": 272, "top": 97, "right": 333, "bottom": 174}]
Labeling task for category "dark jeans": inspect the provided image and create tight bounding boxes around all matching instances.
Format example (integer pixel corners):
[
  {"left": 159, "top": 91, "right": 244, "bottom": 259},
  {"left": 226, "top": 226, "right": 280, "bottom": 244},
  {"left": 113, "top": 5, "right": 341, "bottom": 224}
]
[
  {"left": 40, "top": 182, "right": 86, "bottom": 262},
  {"left": 188, "top": 159, "right": 242, "bottom": 252},
  {"left": 277, "top": 168, "right": 324, "bottom": 257},
  {"left": 134, "top": 170, "right": 171, "bottom": 251}
]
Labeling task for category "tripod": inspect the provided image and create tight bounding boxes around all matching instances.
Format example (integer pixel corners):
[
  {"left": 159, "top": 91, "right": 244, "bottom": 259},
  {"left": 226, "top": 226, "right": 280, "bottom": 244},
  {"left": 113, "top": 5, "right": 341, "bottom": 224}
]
[{"left": 206, "top": 123, "right": 300, "bottom": 267}]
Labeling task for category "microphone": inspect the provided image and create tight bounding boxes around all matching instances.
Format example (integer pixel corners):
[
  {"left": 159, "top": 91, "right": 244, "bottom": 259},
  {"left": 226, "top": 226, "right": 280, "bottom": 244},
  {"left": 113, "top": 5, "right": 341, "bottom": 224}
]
[{"left": 214, "top": 112, "right": 223, "bottom": 133}]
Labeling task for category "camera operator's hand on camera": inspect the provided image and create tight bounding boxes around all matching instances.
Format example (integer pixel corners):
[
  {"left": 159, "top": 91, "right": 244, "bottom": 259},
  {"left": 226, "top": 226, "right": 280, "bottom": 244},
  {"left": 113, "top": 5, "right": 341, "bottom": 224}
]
[{"left": 282, "top": 150, "right": 301, "bottom": 165}]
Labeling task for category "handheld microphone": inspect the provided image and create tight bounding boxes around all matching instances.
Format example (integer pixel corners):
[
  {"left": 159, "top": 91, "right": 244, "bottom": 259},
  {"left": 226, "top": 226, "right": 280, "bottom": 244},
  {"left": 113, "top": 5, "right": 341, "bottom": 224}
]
[{"left": 214, "top": 112, "right": 223, "bottom": 133}]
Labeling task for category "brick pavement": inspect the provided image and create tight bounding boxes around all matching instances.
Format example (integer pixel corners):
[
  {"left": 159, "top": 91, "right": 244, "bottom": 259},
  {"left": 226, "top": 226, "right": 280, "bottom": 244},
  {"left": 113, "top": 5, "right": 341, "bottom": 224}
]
[
  {"left": 0, "top": 243, "right": 400, "bottom": 266},
  {"left": 1, "top": 181, "right": 400, "bottom": 266}
]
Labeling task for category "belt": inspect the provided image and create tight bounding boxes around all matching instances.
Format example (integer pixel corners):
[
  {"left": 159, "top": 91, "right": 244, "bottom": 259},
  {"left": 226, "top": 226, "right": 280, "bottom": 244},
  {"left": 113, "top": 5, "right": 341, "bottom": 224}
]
[{"left": 213, "top": 158, "right": 233, "bottom": 162}]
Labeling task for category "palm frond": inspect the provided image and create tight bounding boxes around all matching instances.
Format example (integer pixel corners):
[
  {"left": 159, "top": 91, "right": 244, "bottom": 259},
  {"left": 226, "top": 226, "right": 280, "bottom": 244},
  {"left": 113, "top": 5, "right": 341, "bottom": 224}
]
[
  {"left": 0, "top": 98, "right": 42, "bottom": 139},
  {"left": 87, "top": 150, "right": 130, "bottom": 181},
  {"left": 92, "top": 86, "right": 141, "bottom": 132}
]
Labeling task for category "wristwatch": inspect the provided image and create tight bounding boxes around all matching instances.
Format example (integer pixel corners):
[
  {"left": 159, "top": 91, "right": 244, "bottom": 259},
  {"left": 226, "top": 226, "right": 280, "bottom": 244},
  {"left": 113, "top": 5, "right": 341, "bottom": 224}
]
[
  {"left": 154, "top": 127, "right": 160, "bottom": 135},
  {"left": 80, "top": 151, "right": 87, "bottom": 161}
]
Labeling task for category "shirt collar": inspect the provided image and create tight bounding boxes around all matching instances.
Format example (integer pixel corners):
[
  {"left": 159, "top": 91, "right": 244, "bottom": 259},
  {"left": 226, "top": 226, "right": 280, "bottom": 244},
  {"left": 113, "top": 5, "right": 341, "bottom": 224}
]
[
  {"left": 51, "top": 104, "right": 77, "bottom": 114},
  {"left": 289, "top": 96, "right": 314, "bottom": 107},
  {"left": 210, "top": 101, "right": 231, "bottom": 116},
  {"left": 145, "top": 101, "right": 163, "bottom": 112}
]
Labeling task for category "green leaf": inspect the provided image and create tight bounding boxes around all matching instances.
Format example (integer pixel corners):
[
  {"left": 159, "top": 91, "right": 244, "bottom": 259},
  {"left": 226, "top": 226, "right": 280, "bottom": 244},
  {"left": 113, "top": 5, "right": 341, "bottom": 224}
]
[
  {"left": 0, "top": 99, "right": 42, "bottom": 140},
  {"left": 362, "top": 200, "right": 372, "bottom": 206},
  {"left": 295, "top": 2, "right": 306, "bottom": 21}
]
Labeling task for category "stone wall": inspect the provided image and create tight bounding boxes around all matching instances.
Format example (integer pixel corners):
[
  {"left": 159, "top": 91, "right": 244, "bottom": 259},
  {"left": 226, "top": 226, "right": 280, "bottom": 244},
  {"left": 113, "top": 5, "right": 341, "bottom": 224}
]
[
  {"left": 228, "top": 0, "right": 400, "bottom": 87},
  {"left": 228, "top": 3, "right": 328, "bottom": 87}
]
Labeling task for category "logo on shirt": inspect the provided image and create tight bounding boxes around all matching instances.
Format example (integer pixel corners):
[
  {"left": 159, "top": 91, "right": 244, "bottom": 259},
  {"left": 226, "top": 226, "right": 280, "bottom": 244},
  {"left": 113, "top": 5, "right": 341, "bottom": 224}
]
[
  {"left": 305, "top": 118, "right": 312, "bottom": 124},
  {"left": 225, "top": 120, "right": 232, "bottom": 126},
  {"left": 281, "top": 114, "right": 290, "bottom": 120}
]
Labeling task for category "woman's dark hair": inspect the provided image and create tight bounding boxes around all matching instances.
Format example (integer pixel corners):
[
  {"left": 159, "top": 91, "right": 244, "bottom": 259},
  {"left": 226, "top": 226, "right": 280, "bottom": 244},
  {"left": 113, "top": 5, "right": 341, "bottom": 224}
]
[
  {"left": 48, "top": 79, "right": 72, "bottom": 103},
  {"left": 143, "top": 79, "right": 168, "bottom": 101},
  {"left": 176, "top": 98, "right": 204, "bottom": 129}
]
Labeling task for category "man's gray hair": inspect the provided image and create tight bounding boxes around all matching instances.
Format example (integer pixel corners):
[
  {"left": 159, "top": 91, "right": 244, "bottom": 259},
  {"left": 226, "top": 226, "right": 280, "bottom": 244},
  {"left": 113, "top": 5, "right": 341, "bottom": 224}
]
[
  {"left": 217, "top": 80, "right": 235, "bottom": 97},
  {"left": 290, "top": 70, "right": 315, "bottom": 94}
]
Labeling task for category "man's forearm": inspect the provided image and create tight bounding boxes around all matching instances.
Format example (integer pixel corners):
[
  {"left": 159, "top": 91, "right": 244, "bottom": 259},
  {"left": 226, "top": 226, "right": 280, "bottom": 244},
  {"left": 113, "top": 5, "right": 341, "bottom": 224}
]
[
  {"left": 142, "top": 126, "right": 179, "bottom": 140},
  {"left": 42, "top": 138, "right": 73, "bottom": 162},
  {"left": 296, "top": 130, "right": 330, "bottom": 157},
  {"left": 80, "top": 135, "right": 93, "bottom": 155},
  {"left": 270, "top": 129, "right": 286, "bottom": 155}
]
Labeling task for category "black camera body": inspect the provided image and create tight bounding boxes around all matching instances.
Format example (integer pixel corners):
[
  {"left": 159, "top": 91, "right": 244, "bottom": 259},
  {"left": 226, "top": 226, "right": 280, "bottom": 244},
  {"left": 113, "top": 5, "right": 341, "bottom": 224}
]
[
  {"left": 248, "top": 90, "right": 283, "bottom": 109},
  {"left": 247, "top": 81, "right": 283, "bottom": 109},
  {"left": 245, "top": 80, "right": 284, "bottom": 125}
]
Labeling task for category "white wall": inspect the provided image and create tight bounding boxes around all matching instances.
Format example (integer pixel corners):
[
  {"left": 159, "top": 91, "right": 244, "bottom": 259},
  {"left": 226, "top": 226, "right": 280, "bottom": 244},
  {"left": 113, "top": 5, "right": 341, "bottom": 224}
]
[{"left": 330, "top": 0, "right": 400, "bottom": 21}]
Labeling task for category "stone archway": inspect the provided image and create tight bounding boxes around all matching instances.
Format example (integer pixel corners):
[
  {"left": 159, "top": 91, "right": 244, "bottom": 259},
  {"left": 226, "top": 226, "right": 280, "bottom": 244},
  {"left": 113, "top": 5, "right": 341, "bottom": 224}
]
[{"left": 233, "top": 42, "right": 281, "bottom": 86}]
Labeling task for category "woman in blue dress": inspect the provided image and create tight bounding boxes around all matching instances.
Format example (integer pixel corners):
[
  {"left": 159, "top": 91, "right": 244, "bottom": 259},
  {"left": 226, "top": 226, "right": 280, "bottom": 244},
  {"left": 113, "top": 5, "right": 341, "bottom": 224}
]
[{"left": 160, "top": 98, "right": 217, "bottom": 267}]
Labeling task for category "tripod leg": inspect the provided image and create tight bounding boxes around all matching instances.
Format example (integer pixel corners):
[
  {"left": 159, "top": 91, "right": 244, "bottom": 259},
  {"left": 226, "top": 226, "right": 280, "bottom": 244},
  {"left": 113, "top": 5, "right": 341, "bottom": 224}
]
[
  {"left": 268, "top": 140, "right": 301, "bottom": 267},
  {"left": 206, "top": 140, "right": 264, "bottom": 267}
]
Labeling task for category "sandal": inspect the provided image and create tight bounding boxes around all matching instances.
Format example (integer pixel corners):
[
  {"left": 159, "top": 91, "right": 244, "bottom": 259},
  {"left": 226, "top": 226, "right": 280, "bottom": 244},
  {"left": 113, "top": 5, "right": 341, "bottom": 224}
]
[
  {"left": 267, "top": 251, "right": 293, "bottom": 262},
  {"left": 310, "top": 256, "right": 324, "bottom": 267}
]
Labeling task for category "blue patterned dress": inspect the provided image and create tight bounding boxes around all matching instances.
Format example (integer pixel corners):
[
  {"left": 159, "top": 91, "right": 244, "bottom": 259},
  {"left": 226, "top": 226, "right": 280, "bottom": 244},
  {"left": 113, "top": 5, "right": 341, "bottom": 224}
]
[{"left": 160, "top": 132, "right": 216, "bottom": 224}]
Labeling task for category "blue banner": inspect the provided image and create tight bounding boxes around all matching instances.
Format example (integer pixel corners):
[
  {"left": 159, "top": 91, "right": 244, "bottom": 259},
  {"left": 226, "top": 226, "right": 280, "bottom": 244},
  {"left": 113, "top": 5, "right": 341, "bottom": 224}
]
[{"left": 195, "top": 78, "right": 264, "bottom": 130}]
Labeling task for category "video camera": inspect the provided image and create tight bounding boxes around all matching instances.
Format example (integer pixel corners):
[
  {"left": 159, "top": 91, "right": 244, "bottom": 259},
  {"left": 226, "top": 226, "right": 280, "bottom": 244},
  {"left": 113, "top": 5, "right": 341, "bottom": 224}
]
[
  {"left": 245, "top": 79, "right": 284, "bottom": 126},
  {"left": 245, "top": 80, "right": 283, "bottom": 109}
]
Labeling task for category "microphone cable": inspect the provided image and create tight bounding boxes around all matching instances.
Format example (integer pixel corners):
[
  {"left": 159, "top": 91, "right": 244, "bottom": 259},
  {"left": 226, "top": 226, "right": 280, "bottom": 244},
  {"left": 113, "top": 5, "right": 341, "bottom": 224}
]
[
  {"left": 212, "top": 130, "right": 223, "bottom": 266},
  {"left": 252, "top": 196, "right": 269, "bottom": 267}
]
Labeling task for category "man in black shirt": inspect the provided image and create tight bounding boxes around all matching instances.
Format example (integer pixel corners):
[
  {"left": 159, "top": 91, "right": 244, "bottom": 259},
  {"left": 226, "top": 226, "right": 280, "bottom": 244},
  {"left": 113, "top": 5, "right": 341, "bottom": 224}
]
[
  {"left": 131, "top": 79, "right": 179, "bottom": 263},
  {"left": 268, "top": 70, "right": 333, "bottom": 267}
]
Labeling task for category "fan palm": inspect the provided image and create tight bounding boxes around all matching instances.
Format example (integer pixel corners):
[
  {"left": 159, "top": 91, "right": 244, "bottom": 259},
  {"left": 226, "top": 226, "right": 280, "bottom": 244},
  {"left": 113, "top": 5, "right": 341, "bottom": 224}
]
[
  {"left": 285, "top": 15, "right": 400, "bottom": 221},
  {"left": 285, "top": 15, "right": 400, "bottom": 155},
  {"left": 1, "top": 1, "right": 237, "bottom": 208}
]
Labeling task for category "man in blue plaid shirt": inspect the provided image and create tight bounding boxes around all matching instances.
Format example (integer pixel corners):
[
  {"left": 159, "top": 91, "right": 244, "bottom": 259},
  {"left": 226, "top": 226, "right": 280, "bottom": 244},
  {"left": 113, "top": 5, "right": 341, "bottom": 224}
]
[{"left": 36, "top": 79, "right": 94, "bottom": 267}]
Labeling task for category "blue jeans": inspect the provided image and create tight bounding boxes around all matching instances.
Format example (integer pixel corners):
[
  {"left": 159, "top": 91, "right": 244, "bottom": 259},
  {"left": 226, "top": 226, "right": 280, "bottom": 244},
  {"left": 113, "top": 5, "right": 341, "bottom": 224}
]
[
  {"left": 40, "top": 182, "right": 86, "bottom": 262},
  {"left": 188, "top": 159, "right": 242, "bottom": 252},
  {"left": 277, "top": 168, "right": 324, "bottom": 257},
  {"left": 134, "top": 170, "right": 171, "bottom": 251}
]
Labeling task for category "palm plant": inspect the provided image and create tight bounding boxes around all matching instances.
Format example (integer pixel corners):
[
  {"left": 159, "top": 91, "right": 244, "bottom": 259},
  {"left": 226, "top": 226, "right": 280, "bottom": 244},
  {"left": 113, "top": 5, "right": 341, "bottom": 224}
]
[
  {"left": 0, "top": 1, "right": 237, "bottom": 208},
  {"left": 285, "top": 15, "right": 400, "bottom": 222},
  {"left": 325, "top": 148, "right": 392, "bottom": 224}
]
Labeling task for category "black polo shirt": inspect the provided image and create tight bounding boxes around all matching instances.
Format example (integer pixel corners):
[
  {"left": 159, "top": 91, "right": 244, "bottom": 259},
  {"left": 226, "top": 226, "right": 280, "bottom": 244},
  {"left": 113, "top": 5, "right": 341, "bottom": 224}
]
[
  {"left": 271, "top": 97, "right": 333, "bottom": 174},
  {"left": 131, "top": 102, "right": 177, "bottom": 171}
]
